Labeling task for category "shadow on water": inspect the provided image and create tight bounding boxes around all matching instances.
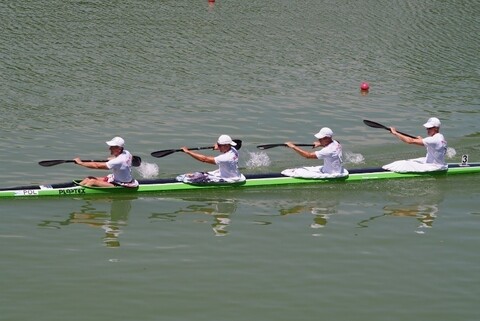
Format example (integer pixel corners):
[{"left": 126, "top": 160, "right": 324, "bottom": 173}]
[{"left": 38, "top": 197, "right": 134, "bottom": 247}]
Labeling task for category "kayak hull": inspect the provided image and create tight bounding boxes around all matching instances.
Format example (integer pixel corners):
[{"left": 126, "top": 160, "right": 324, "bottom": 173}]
[{"left": 1, "top": 163, "right": 479, "bottom": 198}]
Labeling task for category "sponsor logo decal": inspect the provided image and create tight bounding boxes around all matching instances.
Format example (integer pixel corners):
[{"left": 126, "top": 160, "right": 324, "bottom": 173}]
[{"left": 59, "top": 188, "right": 86, "bottom": 195}]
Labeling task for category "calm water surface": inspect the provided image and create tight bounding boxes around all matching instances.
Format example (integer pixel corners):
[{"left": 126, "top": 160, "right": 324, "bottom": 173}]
[{"left": 1, "top": 0, "right": 479, "bottom": 320}]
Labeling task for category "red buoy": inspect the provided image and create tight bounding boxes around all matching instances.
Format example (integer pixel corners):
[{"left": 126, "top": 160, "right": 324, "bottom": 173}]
[{"left": 360, "top": 82, "right": 370, "bottom": 91}]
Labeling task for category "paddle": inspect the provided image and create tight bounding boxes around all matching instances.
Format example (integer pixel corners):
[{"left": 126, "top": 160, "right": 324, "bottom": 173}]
[
  {"left": 150, "top": 139, "right": 243, "bottom": 158},
  {"left": 39, "top": 156, "right": 142, "bottom": 167},
  {"left": 363, "top": 120, "right": 417, "bottom": 139},
  {"left": 257, "top": 143, "right": 315, "bottom": 150}
]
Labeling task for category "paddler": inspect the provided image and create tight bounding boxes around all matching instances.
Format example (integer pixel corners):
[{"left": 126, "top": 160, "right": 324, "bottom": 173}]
[
  {"left": 176, "top": 134, "right": 246, "bottom": 183},
  {"left": 382, "top": 117, "right": 447, "bottom": 172},
  {"left": 74, "top": 136, "right": 139, "bottom": 187}
]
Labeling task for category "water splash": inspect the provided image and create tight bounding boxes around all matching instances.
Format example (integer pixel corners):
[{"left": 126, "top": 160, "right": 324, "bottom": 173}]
[
  {"left": 245, "top": 151, "right": 271, "bottom": 169},
  {"left": 344, "top": 151, "right": 365, "bottom": 165},
  {"left": 446, "top": 147, "right": 456, "bottom": 159},
  {"left": 135, "top": 162, "right": 160, "bottom": 178}
]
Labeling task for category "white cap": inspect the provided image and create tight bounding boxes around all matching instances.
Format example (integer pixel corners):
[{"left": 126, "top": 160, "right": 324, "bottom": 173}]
[
  {"left": 423, "top": 117, "right": 441, "bottom": 128},
  {"left": 106, "top": 136, "right": 125, "bottom": 147},
  {"left": 314, "top": 127, "right": 333, "bottom": 139},
  {"left": 217, "top": 134, "right": 237, "bottom": 146}
]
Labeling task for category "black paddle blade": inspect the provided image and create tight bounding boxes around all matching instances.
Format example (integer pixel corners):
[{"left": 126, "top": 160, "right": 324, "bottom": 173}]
[
  {"left": 363, "top": 119, "right": 389, "bottom": 130},
  {"left": 150, "top": 149, "right": 177, "bottom": 158},
  {"left": 132, "top": 156, "right": 142, "bottom": 167},
  {"left": 38, "top": 160, "right": 72, "bottom": 167},
  {"left": 233, "top": 139, "right": 242, "bottom": 150},
  {"left": 363, "top": 119, "right": 417, "bottom": 139}
]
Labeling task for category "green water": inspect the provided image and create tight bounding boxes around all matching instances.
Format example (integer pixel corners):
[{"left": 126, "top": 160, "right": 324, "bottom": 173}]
[{"left": 1, "top": 0, "right": 479, "bottom": 320}]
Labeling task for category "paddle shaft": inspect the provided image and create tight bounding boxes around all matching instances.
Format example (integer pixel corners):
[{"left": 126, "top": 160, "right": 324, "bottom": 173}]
[
  {"left": 151, "top": 139, "right": 242, "bottom": 158},
  {"left": 256, "top": 143, "right": 315, "bottom": 150},
  {"left": 151, "top": 146, "right": 214, "bottom": 158},
  {"left": 363, "top": 120, "right": 417, "bottom": 139},
  {"left": 39, "top": 156, "right": 142, "bottom": 167}
]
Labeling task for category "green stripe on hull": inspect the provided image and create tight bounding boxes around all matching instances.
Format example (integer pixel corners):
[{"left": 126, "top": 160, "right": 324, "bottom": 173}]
[{"left": 1, "top": 163, "right": 479, "bottom": 198}]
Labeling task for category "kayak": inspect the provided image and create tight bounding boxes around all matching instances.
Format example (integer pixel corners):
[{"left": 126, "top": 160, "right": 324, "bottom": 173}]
[{"left": 1, "top": 162, "right": 479, "bottom": 198}]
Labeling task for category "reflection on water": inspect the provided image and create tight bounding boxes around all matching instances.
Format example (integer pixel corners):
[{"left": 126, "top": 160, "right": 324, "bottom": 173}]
[
  {"left": 385, "top": 204, "right": 438, "bottom": 232},
  {"left": 150, "top": 198, "right": 237, "bottom": 236},
  {"left": 357, "top": 180, "right": 444, "bottom": 233},
  {"left": 38, "top": 198, "right": 133, "bottom": 247},
  {"left": 357, "top": 204, "right": 438, "bottom": 233},
  {"left": 278, "top": 199, "right": 339, "bottom": 233}
]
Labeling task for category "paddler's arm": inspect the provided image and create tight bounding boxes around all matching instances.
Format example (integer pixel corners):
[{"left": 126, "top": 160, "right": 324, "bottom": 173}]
[
  {"left": 74, "top": 158, "right": 109, "bottom": 169},
  {"left": 390, "top": 128, "right": 424, "bottom": 146},
  {"left": 181, "top": 147, "right": 216, "bottom": 165},
  {"left": 285, "top": 142, "right": 318, "bottom": 159}
]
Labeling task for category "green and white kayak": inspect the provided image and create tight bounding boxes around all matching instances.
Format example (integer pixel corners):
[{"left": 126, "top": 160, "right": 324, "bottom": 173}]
[{"left": 1, "top": 162, "right": 479, "bottom": 198}]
